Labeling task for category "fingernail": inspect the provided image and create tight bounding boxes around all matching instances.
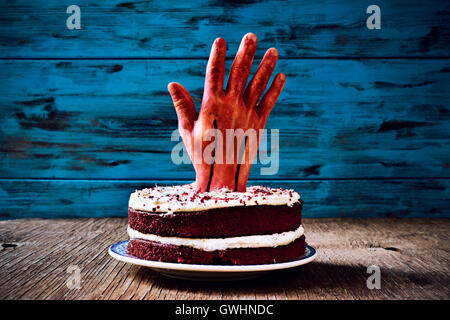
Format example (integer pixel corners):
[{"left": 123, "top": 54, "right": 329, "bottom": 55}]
[
  {"left": 268, "top": 48, "right": 279, "bottom": 58},
  {"left": 215, "top": 37, "right": 225, "bottom": 48},
  {"left": 244, "top": 33, "right": 257, "bottom": 44},
  {"left": 167, "top": 82, "right": 177, "bottom": 93}
]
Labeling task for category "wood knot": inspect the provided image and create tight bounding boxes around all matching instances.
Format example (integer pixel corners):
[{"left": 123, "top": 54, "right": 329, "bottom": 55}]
[{"left": 2, "top": 243, "right": 18, "bottom": 250}]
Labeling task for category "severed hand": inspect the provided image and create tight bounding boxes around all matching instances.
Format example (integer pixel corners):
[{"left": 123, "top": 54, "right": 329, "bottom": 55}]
[{"left": 168, "top": 33, "right": 285, "bottom": 192}]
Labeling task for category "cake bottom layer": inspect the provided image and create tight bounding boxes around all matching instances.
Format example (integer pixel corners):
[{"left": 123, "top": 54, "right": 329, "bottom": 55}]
[{"left": 127, "top": 236, "right": 306, "bottom": 265}]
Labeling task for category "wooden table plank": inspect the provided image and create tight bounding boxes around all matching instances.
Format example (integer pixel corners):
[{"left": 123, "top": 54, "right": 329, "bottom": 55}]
[
  {"left": 1, "top": 0, "right": 449, "bottom": 58},
  {"left": 0, "top": 218, "right": 448, "bottom": 300}
]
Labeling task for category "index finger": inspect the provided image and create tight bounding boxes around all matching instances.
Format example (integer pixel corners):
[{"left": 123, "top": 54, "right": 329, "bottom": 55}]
[{"left": 205, "top": 37, "right": 226, "bottom": 93}]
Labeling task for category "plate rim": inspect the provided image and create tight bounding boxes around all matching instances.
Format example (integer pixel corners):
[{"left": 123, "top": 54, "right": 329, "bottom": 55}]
[{"left": 108, "top": 240, "right": 317, "bottom": 273}]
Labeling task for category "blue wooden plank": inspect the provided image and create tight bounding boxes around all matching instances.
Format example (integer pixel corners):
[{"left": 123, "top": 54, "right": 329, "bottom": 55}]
[
  {"left": 0, "top": 0, "right": 449, "bottom": 58},
  {"left": 1, "top": 59, "right": 449, "bottom": 180},
  {"left": 0, "top": 179, "right": 448, "bottom": 219}
]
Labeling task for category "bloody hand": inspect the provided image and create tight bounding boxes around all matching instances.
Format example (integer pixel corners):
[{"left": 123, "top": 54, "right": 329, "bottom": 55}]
[{"left": 168, "top": 33, "right": 285, "bottom": 192}]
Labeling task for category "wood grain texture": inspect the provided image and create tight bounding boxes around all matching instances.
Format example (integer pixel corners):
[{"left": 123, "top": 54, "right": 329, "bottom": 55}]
[
  {"left": 0, "top": 0, "right": 449, "bottom": 58},
  {"left": 1, "top": 179, "right": 449, "bottom": 220},
  {"left": 0, "top": 218, "right": 448, "bottom": 300},
  {"left": 1, "top": 59, "right": 448, "bottom": 180}
]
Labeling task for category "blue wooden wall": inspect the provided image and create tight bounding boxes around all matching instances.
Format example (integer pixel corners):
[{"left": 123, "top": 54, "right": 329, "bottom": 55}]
[{"left": 0, "top": 0, "right": 449, "bottom": 219}]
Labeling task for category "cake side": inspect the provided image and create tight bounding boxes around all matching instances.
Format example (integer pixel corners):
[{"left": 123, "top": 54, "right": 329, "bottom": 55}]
[
  {"left": 128, "top": 201, "right": 302, "bottom": 238},
  {"left": 128, "top": 224, "right": 304, "bottom": 251},
  {"left": 126, "top": 184, "right": 306, "bottom": 265},
  {"left": 127, "top": 236, "right": 306, "bottom": 265}
]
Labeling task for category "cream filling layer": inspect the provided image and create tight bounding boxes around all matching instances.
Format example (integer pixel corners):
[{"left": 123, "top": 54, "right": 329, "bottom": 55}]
[{"left": 127, "top": 225, "right": 304, "bottom": 252}]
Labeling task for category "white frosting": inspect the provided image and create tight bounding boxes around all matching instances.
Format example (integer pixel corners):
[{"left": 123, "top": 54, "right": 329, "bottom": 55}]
[
  {"left": 127, "top": 225, "right": 304, "bottom": 252},
  {"left": 129, "top": 183, "right": 300, "bottom": 213}
]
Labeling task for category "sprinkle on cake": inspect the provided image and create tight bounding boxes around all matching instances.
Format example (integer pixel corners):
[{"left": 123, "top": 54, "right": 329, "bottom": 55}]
[{"left": 129, "top": 183, "right": 300, "bottom": 214}]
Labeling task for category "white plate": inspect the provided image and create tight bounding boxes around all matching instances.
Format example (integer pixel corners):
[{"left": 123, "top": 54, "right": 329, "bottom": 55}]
[{"left": 109, "top": 240, "right": 317, "bottom": 281}]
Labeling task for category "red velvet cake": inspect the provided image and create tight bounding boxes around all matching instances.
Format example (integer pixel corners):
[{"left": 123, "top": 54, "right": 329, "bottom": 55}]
[
  {"left": 127, "top": 184, "right": 306, "bottom": 265},
  {"left": 126, "top": 33, "right": 308, "bottom": 265}
]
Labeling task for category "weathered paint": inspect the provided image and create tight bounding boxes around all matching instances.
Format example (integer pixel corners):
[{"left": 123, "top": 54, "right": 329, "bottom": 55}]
[
  {"left": 0, "top": 1, "right": 449, "bottom": 219},
  {"left": 0, "top": 0, "right": 449, "bottom": 58},
  {"left": 0, "top": 179, "right": 448, "bottom": 219},
  {"left": 0, "top": 60, "right": 448, "bottom": 180}
]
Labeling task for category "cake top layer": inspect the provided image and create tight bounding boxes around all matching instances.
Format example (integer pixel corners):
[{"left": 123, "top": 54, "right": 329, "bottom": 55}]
[{"left": 129, "top": 183, "right": 301, "bottom": 213}]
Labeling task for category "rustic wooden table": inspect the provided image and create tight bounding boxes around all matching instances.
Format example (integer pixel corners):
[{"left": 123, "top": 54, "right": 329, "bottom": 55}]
[{"left": 0, "top": 218, "right": 448, "bottom": 300}]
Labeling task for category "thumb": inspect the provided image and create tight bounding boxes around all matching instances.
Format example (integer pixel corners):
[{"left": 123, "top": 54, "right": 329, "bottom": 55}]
[{"left": 168, "top": 82, "right": 198, "bottom": 131}]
